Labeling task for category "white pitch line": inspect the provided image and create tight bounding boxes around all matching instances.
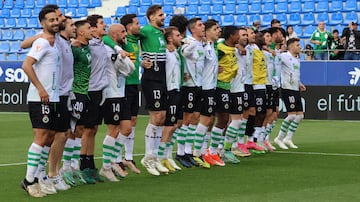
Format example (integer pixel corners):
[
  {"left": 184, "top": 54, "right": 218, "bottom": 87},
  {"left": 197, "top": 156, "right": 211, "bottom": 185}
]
[{"left": 1, "top": 151, "right": 360, "bottom": 167}]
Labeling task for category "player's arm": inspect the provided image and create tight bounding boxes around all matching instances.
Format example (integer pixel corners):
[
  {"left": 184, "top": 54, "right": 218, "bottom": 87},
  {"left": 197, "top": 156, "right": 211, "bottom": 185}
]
[
  {"left": 20, "top": 34, "right": 43, "bottom": 49},
  {"left": 22, "top": 57, "right": 49, "bottom": 103},
  {"left": 299, "top": 81, "right": 306, "bottom": 92}
]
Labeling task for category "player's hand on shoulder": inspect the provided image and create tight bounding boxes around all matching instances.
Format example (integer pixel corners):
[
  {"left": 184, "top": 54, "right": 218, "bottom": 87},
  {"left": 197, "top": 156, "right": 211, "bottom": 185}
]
[{"left": 141, "top": 58, "right": 153, "bottom": 69}]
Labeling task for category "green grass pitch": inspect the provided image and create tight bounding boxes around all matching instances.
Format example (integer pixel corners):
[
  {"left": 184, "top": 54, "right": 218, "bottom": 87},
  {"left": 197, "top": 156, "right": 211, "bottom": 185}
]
[{"left": 1, "top": 113, "right": 360, "bottom": 201}]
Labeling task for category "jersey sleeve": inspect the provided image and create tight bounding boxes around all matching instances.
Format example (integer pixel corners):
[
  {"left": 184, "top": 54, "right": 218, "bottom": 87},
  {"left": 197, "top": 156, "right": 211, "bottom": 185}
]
[{"left": 27, "top": 38, "right": 49, "bottom": 61}]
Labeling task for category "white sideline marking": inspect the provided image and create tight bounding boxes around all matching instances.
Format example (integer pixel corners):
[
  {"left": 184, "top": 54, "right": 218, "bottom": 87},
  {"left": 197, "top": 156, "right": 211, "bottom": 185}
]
[{"left": 1, "top": 151, "right": 360, "bottom": 167}]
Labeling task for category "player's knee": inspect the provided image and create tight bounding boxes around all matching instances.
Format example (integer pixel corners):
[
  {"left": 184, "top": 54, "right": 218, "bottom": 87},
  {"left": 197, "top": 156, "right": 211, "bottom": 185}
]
[
  {"left": 286, "top": 114, "right": 297, "bottom": 122},
  {"left": 295, "top": 114, "right": 304, "bottom": 122}
]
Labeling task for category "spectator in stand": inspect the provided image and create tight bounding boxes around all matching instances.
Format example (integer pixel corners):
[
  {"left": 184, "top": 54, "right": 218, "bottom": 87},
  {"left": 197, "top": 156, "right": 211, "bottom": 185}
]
[
  {"left": 286, "top": 25, "right": 298, "bottom": 41},
  {"left": 271, "top": 19, "right": 281, "bottom": 28},
  {"left": 341, "top": 22, "right": 360, "bottom": 60},
  {"left": 329, "top": 29, "right": 344, "bottom": 60},
  {"left": 252, "top": 21, "right": 261, "bottom": 33},
  {"left": 310, "top": 21, "right": 333, "bottom": 60}
]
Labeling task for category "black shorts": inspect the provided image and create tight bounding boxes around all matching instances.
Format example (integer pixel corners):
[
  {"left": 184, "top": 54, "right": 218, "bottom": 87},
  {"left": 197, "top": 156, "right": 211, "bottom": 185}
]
[
  {"left": 125, "top": 85, "right": 139, "bottom": 116},
  {"left": 215, "top": 87, "right": 230, "bottom": 113},
  {"left": 164, "top": 90, "right": 182, "bottom": 126},
  {"left": 254, "top": 89, "right": 267, "bottom": 114},
  {"left": 272, "top": 88, "right": 280, "bottom": 111},
  {"left": 230, "top": 92, "right": 244, "bottom": 115},
  {"left": 71, "top": 93, "right": 88, "bottom": 126},
  {"left": 181, "top": 86, "right": 202, "bottom": 113},
  {"left": 243, "top": 84, "right": 255, "bottom": 110},
  {"left": 281, "top": 89, "right": 303, "bottom": 112},
  {"left": 141, "top": 80, "right": 167, "bottom": 111},
  {"left": 54, "top": 96, "right": 71, "bottom": 132},
  {"left": 83, "top": 91, "right": 103, "bottom": 128},
  {"left": 28, "top": 102, "right": 58, "bottom": 130},
  {"left": 199, "top": 89, "right": 216, "bottom": 117},
  {"left": 103, "top": 97, "right": 131, "bottom": 125},
  {"left": 265, "top": 85, "right": 273, "bottom": 110}
]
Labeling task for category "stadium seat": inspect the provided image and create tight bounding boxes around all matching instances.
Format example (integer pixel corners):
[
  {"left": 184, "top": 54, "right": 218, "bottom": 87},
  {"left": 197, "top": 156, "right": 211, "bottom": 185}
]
[
  {"left": 36, "top": 0, "right": 46, "bottom": 8},
  {"left": 103, "top": 17, "right": 112, "bottom": 26},
  {"left": 13, "top": 30, "right": 25, "bottom": 41},
  {"left": 330, "top": 0, "right": 343, "bottom": 12},
  {"left": 140, "top": 6, "right": 150, "bottom": 16},
  {"left": 5, "top": 18, "right": 16, "bottom": 29},
  {"left": 77, "top": 7, "right": 88, "bottom": 17},
  {"left": 11, "top": 8, "right": 21, "bottom": 18},
  {"left": 293, "top": 25, "right": 303, "bottom": 36},
  {"left": 250, "top": 0, "right": 261, "bottom": 2},
  {"left": 262, "top": 14, "right": 273, "bottom": 27},
  {"left": 224, "top": 3, "right": 236, "bottom": 14},
  {"left": 263, "top": 2, "right": 274, "bottom": 13},
  {"left": 276, "top": 2, "right": 288, "bottom": 13},
  {"left": 211, "top": 4, "right": 223, "bottom": 15},
  {"left": 142, "top": 0, "right": 152, "bottom": 6},
  {"left": 329, "top": 12, "right": 343, "bottom": 25},
  {"left": 303, "top": 1, "right": 315, "bottom": 13},
  {"left": 128, "top": 6, "right": 138, "bottom": 15},
  {"left": 187, "top": 4, "right": 198, "bottom": 15},
  {"left": 7, "top": 53, "right": 18, "bottom": 61},
  {"left": 33, "top": 7, "right": 42, "bottom": 17},
  {"left": 235, "top": 15, "right": 247, "bottom": 26},
  {"left": 222, "top": 15, "right": 234, "bottom": 26},
  {"left": 68, "top": 0, "right": 79, "bottom": 8},
  {"left": 25, "top": 30, "right": 36, "bottom": 38},
  {"left": 290, "top": 2, "right": 301, "bottom": 13},
  {"left": 19, "top": 53, "right": 27, "bottom": 61},
  {"left": 164, "top": 0, "right": 176, "bottom": 5},
  {"left": 200, "top": 15, "right": 208, "bottom": 22},
  {"left": 91, "top": 0, "right": 102, "bottom": 7},
  {"left": 249, "top": 3, "right": 261, "bottom": 14},
  {"left": 15, "top": 0, "right": 25, "bottom": 8},
  {"left": 0, "top": 31, "right": 2, "bottom": 40},
  {"left": 177, "top": 0, "right": 188, "bottom": 5},
  {"left": 198, "top": 5, "right": 210, "bottom": 15},
  {"left": 211, "top": 15, "right": 222, "bottom": 24},
  {"left": 48, "top": 0, "right": 57, "bottom": 5},
  {"left": 28, "top": 18, "right": 40, "bottom": 28},
  {"left": 344, "top": 0, "right": 357, "bottom": 11},
  {"left": 212, "top": 0, "right": 224, "bottom": 4},
  {"left": 129, "top": 0, "right": 140, "bottom": 6},
  {"left": 303, "top": 25, "right": 316, "bottom": 38},
  {"left": 288, "top": 13, "right": 301, "bottom": 25},
  {"left": 66, "top": 8, "right": 77, "bottom": 18},
  {"left": 302, "top": 13, "right": 315, "bottom": 25},
  {"left": 0, "top": 53, "right": 6, "bottom": 61},
  {"left": 163, "top": 5, "right": 174, "bottom": 15},
  {"left": 17, "top": 18, "right": 27, "bottom": 28},
  {"left": 237, "top": 3, "right": 248, "bottom": 14},
  {"left": 164, "top": 16, "right": 170, "bottom": 27},
  {"left": 22, "top": 8, "right": 32, "bottom": 18},
  {"left": 153, "top": 0, "right": 163, "bottom": 4},
  {"left": 138, "top": 16, "right": 148, "bottom": 26},
  {"left": 344, "top": 12, "right": 358, "bottom": 24},
  {"left": 3, "top": 0, "right": 13, "bottom": 8},
  {"left": 316, "top": 1, "right": 328, "bottom": 12},
  {"left": 276, "top": 13, "right": 287, "bottom": 25},
  {"left": 0, "top": 42, "right": 11, "bottom": 53},
  {"left": 317, "top": 13, "right": 329, "bottom": 24},
  {"left": 2, "top": 30, "right": 13, "bottom": 40},
  {"left": 1, "top": 8, "right": 10, "bottom": 18},
  {"left": 333, "top": 24, "right": 344, "bottom": 35},
  {"left": 249, "top": 14, "right": 261, "bottom": 25},
  {"left": 299, "top": 39, "right": 305, "bottom": 49},
  {"left": 79, "top": 0, "right": 90, "bottom": 7},
  {"left": 24, "top": 0, "right": 35, "bottom": 8},
  {"left": 58, "top": 0, "right": 68, "bottom": 8},
  {"left": 200, "top": 0, "right": 211, "bottom": 4},
  {"left": 237, "top": 0, "right": 247, "bottom": 3},
  {"left": 10, "top": 42, "right": 21, "bottom": 53},
  {"left": 0, "top": 19, "right": 4, "bottom": 28},
  {"left": 115, "top": 7, "right": 126, "bottom": 17}
]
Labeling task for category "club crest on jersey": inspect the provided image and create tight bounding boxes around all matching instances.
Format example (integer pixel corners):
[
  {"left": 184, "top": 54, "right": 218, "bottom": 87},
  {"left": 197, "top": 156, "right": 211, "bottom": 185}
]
[
  {"left": 114, "top": 114, "right": 119, "bottom": 121},
  {"left": 155, "top": 101, "right": 161, "bottom": 108},
  {"left": 42, "top": 115, "right": 49, "bottom": 124}
]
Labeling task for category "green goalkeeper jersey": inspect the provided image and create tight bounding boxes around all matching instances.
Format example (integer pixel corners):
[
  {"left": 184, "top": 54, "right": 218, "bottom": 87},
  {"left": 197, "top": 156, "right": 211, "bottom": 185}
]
[{"left": 72, "top": 45, "right": 91, "bottom": 95}]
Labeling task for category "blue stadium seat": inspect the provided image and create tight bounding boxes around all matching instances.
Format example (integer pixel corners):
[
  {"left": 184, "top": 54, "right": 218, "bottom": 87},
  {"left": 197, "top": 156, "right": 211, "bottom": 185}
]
[
  {"left": 293, "top": 25, "right": 303, "bottom": 36},
  {"left": 249, "top": 14, "right": 260, "bottom": 25},
  {"left": 91, "top": 0, "right": 102, "bottom": 7},
  {"left": 303, "top": 25, "right": 316, "bottom": 38},
  {"left": 163, "top": 5, "right": 174, "bottom": 15},
  {"left": 5, "top": 18, "right": 16, "bottom": 29},
  {"left": 222, "top": 15, "right": 234, "bottom": 26},
  {"left": 237, "top": 0, "right": 248, "bottom": 3},
  {"left": 68, "top": 0, "right": 79, "bottom": 8},
  {"left": 13, "top": 30, "right": 25, "bottom": 41},
  {"left": 139, "top": 6, "right": 149, "bottom": 16},
  {"left": 22, "top": 8, "right": 32, "bottom": 18},
  {"left": 103, "top": 17, "right": 112, "bottom": 26},
  {"left": 200, "top": 15, "right": 208, "bottom": 22},
  {"left": 128, "top": 6, "right": 138, "bottom": 15},
  {"left": 299, "top": 39, "right": 305, "bottom": 49},
  {"left": 249, "top": 3, "right": 261, "bottom": 14},
  {"left": 211, "top": 4, "right": 222, "bottom": 15},
  {"left": 19, "top": 53, "right": 27, "bottom": 61},
  {"left": 66, "top": 8, "right": 77, "bottom": 18},
  {"left": 250, "top": 0, "right": 260, "bottom": 2},
  {"left": 333, "top": 24, "right": 344, "bottom": 35},
  {"left": 24, "top": 0, "right": 35, "bottom": 8},
  {"left": 235, "top": 15, "right": 247, "bottom": 26},
  {"left": 25, "top": 30, "right": 36, "bottom": 38},
  {"left": 78, "top": 7, "right": 88, "bottom": 17},
  {"left": 115, "top": 7, "right": 126, "bottom": 17},
  {"left": 8, "top": 53, "right": 18, "bottom": 61},
  {"left": 48, "top": 0, "right": 57, "bottom": 5},
  {"left": 317, "top": 13, "right": 329, "bottom": 24},
  {"left": 263, "top": 2, "right": 274, "bottom": 13},
  {"left": 153, "top": 0, "right": 163, "bottom": 4},
  {"left": 344, "top": 12, "right": 358, "bottom": 24},
  {"left": 0, "top": 54, "right": 6, "bottom": 61},
  {"left": 2, "top": 30, "right": 13, "bottom": 40},
  {"left": 237, "top": 3, "right": 248, "bottom": 14},
  {"left": 262, "top": 14, "right": 273, "bottom": 27},
  {"left": 0, "top": 0, "right": 3, "bottom": 8},
  {"left": 224, "top": 3, "right": 236, "bottom": 14},
  {"left": 142, "top": 0, "right": 152, "bottom": 6},
  {"left": 187, "top": 4, "right": 198, "bottom": 15},
  {"left": 1, "top": 8, "right": 11, "bottom": 18},
  {"left": 276, "top": 2, "right": 288, "bottom": 13},
  {"left": 4, "top": 0, "right": 13, "bottom": 8},
  {"left": 212, "top": 0, "right": 224, "bottom": 4},
  {"left": 33, "top": 7, "right": 42, "bottom": 17},
  {"left": 79, "top": 0, "right": 90, "bottom": 7},
  {"left": 199, "top": 4, "right": 211, "bottom": 15},
  {"left": 164, "top": 16, "right": 170, "bottom": 26},
  {"left": 36, "top": 0, "right": 46, "bottom": 8},
  {"left": 329, "top": 12, "right": 343, "bottom": 25},
  {"left": 344, "top": 0, "right": 357, "bottom": 12},
  {"left": 28, "top": 18, "right": 40, "bottom": 28},
  {"left": 129, "top": 0, "right": 140, "bottom": 6},
  {"left": 276, "top": 13, "right": 287, "bottom": 25},
  {"left": 164, "top": 0, "right": 176, "bottom": 5},
  {"left": 200, "top": 0, "right": 211, "bottom": 4},
  {"left": 289, "top": 2, "right": 301, "bottom": 13},
  {"left": 0, "top": 42, "right": 11, "bottom": 53},
  {"left": 138, "top": 16, "right": 148, "bottom": 26},
  {"left": 11, "top": 8, "right": 21, "bottom": 18},
  {"left": 0, "top": 31, "right": 2, "bottom": 40},
  {"left": 15, "top": 0, "right": 24, "bottom": 8},
  {"left": 316, "top": 1, "right": 328, "bottom": 12},
  {"left": 226, "top": 0, "right": 236, "bottom": 4},
  {"left": 211, "top": 15, "right": 222, "bottom": 24},
  {"left": 58, "top": 0, "right": 68, "bottom": 8},
  {"left": 10, "top": 42, "right": 21, "bottom": 53},
  {"left": 330, "top": 0, "right": 343, "bottom": 12},
  {"left": 302, "top": 13, "right": 315, "bottom": 25},
  {"left": 0, "top": 19, "right": 4, "bottom": 28},
  {"left": 303, "top": 1, "right": 315, "bottom": 13},
  {"left": 17, "top": 18, "right": 28, "bottom": 28},
  {"left": 288, "top": 13, "right": 301, "bottom": 25}
]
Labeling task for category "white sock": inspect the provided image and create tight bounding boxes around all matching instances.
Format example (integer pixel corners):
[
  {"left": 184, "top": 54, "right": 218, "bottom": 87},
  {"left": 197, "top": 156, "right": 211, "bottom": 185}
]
[
  {"left": 62, "top": 138, "right": 75, "bottom": 171},
  {"left": 102, "top": 135, "right": 116, "bottom": 169},
  {"left": 35, "top": 146, "right": 50, "bottom": 179},
  {"left": 71, "top": 137, "right": 81, "bottom": 170},
  {"left": 185, "top": 124, "right": 197, "bottom": 154},
  {"left": 26, "top": 143, "right": 43, "bottom": 182},
  {"left": 145, "top": 123, "right": 157, "bottom": 158},
  {"left": 176, "top": 125, "right": 187, "bottom": 156},
  {"left": 114, "top": 133, "right": 127, "bottom": 163},
  {"left": 124, "top": 127, "right": 135, "bottom": 160}
]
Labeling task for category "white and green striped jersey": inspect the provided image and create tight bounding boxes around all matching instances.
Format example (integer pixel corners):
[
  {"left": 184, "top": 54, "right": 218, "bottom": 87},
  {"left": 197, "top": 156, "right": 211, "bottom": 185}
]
[
  {"left": 203, "top": 41, "right": 218, "bottom": 90},
  {"left": 281, "top": 51, "right": 301, "bottom": 91},
  {"left": 231, "top": 48, "right": 246, "bottom": 93},
  {"left": 166, "top": 49, "right": 181, "bottom": 91}
]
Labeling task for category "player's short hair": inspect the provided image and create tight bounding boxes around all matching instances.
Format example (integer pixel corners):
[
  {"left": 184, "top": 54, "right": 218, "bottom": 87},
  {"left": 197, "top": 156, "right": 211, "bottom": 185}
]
[
  {"left": 87, "top": 14, "right": 103, "bottom": 28},
  {"left": 121, "top": 14, "right": 137, "bottom": 29},
  {"left": 38, "top": 8, "right": 56, "bottom": 22},
  {"left": 146, "top": 5, "right": 162, "bottom": 20},
  {"left": 164, "top": 26, "right": 179, "bottom": 43},
  {"left": 187, "top": 17, "right": 202, "bottom": 33},
  {"left": 287, "top": 38, "right": 300, "bottom": 47},
  {"left": 261, "top": 28, "right": 271, "bottom": 35},
  {"left": 268, "top": 27, "right": 280, "bottom": 36},
  {"left": 222, "top": 25, "right": 239, "bottom": 40},
  {"left": 170, "top": 15, "right": 188, "bottom": 35},
  {"left": 41, "top": 4, "right": 59, "bottom": 10},
  {"left": 74, "top": 19, "right": 89, "bottom": 29},
  {"left": 204, "top": 19, "right": 218, "bottom": 31}
]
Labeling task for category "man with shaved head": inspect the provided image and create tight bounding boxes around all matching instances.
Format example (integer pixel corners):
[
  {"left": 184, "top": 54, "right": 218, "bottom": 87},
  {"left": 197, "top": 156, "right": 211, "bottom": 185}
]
[{"left": 100, "top": 24, "right": 135, "bottom": 181}]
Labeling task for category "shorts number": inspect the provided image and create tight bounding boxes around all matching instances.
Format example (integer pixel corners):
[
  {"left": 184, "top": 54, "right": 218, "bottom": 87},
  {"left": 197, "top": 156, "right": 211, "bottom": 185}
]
[
  {"left": 169, "top": 105, "right": 177, "bottom": 115},
  {"left": 243, "top": 93, "right": 248, "bottom": 100},
  {"left": 153, "top": 90, "right": 161, "bottom": 99},
  {"left": 288, "top": 96, "right": 295, "bottom": 104},
  {"left": 222, "top": 94, "right": 229, "bottom": 102},
  {"left": 237, "top": 97, "right": 242, "bottom": 105},
  {"left": 256, "top": 98, "right": 263, "bottom": 106},
  {"left": 208, "top": 97, "right": 214, "bottom": 106},
  {"left": 41, "top": 104, "right": 50, "bottom": 115},
  {"left": 112, "top": 103, "right": 120, "bottom": 112},
  {"left": 188, "top": 93, "right": 193, "bottom": 101},
  {"left": 73, "top": 101, "right": 84, "bottom": 112}
]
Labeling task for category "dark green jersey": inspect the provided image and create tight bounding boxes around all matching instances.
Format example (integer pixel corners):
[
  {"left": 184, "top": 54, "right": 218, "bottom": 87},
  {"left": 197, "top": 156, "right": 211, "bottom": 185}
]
[
  {"left": 139, "top": 25, "right": 167, "bottom": 82},
  {"left": 72, "top": 45, "right": 91, "bottom": 95},
  {"left": 123, "top": 34, "right": 140, "bottom": 85}
]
